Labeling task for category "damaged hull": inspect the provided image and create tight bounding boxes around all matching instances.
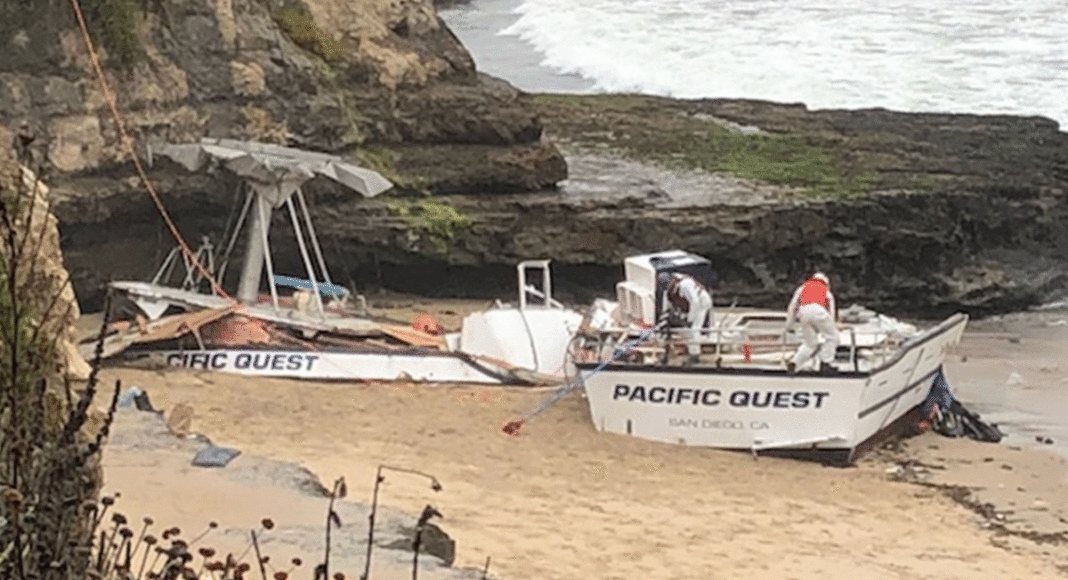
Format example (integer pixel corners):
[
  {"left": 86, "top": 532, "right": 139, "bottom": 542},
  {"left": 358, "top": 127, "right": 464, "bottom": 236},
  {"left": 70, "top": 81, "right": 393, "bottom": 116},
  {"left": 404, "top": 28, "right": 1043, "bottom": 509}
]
[
  {"left": 91, "top": 141, "right": 583, "bottom": 387},
  {"left": 119, "top": 348, "right": 518, "bottom": 384},
  {"left": 96, "top": 268, "right": 578, "bottom": 386}
]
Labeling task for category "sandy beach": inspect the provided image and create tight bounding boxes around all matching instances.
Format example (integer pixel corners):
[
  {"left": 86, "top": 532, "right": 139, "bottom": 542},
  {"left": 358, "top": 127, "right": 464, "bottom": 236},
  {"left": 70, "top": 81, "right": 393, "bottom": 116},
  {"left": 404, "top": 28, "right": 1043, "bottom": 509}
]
[{"left": 84, "top": 300, "right": 1068, "bottom": 580}]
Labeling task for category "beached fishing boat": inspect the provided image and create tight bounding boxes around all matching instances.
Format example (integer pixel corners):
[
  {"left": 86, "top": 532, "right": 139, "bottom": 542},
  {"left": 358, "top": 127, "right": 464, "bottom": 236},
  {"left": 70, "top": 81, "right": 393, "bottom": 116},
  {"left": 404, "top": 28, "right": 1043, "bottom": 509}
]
[
  {"left": 570, "top": 250, "right": 968, "bottom": 464},
  {"left": 85, "top": 139, "right": 582, "bottom": 385}
]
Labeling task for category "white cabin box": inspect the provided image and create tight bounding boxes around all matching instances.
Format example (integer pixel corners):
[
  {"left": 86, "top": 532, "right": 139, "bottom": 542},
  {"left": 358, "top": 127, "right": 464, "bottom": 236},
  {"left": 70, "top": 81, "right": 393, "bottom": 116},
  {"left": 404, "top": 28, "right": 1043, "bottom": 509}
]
[{"left": 616, "top": 250, "right": 715, "bottom": 326}]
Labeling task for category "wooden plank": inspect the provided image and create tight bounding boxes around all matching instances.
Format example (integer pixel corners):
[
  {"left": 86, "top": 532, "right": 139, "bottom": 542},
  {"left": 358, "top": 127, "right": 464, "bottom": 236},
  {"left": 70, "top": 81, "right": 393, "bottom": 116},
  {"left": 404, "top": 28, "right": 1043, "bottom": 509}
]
[
  {"left": 377, "top": 324, "right": 446, "bottom": 349},
  {"left": 130, "top": 306, "right": 240, "bottom": 344}
]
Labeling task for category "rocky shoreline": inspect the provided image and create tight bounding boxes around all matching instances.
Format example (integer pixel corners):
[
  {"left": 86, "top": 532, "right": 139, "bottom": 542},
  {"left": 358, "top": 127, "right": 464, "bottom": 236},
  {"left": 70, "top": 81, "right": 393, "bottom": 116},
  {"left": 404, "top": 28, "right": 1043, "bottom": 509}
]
[
  {"left": 103, "top": 404, "right": 481, "bottom": 580},
  {"left": 1, "top": 0, "right": 1065, "bottom": 318},
  {"left": 57, "top": 99, "right": 1068, "bottom": 319}
]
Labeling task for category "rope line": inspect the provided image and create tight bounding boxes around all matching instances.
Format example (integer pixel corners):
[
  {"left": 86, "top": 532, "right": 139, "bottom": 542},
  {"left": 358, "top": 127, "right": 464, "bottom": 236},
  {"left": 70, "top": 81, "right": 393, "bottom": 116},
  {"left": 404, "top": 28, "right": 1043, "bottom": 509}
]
[
  {"left": 67, "top": 0, "right": 230, "bottom": 301},
  {"left": 504, "top": 321, "right": 667, "bottom": 431}
]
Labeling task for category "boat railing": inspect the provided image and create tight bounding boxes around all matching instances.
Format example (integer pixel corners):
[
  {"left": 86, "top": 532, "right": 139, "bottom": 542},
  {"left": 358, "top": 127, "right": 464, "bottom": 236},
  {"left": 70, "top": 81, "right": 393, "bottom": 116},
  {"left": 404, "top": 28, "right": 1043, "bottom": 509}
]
[
  {"left": 607, "top": 320, "right": 905, "bottom": 371},
  {"left": 517, "top": 260, "right": 566, "bottom": 309},
  {"left": 152, "top": 236, "right": 217, "bottom": 292},
  {"left": 579, "top": 315, "right": 921, "bottom": 372}
]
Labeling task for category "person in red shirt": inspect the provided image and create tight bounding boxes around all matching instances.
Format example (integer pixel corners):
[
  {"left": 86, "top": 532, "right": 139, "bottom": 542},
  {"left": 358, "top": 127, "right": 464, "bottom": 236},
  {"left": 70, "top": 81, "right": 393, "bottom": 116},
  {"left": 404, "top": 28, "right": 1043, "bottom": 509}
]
[{"left": 785, "top": 272, "right": 838, "bottom": 374}]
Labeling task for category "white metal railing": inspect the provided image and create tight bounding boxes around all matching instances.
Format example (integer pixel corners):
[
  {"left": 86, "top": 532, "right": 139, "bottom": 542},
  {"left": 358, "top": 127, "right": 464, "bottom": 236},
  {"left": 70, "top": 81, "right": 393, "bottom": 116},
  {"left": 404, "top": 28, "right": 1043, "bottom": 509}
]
[
  {"left": 522, "top": 284, "right": 565, "bottom": 309},
  {"left": 582, "top": 319, "right": 907, "bottom": 373},
  {"left": 517, "top": 259, "right": 565, "bottom": 309}
]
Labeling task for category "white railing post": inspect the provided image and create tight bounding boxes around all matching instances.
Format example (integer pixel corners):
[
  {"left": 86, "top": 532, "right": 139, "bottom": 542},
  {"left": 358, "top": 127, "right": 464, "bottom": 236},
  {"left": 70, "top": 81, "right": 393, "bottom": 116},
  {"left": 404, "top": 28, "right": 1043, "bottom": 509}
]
[
  {"left": 517, "top": 262, "right": 528, "bottom": 309},
  {"left": 258, "top": 195, "right": 280, "bottom": 311},
  {"left": 542, "top": 261, "right": 552, "bottom": 307},
  {"left": 285, "top": 196, "right": 325, "bottom": 317},
  {"left": 152, "top": 247, "right": 179, "bottom": 285},
  {"left": 296, "top": 188, "right": 334, "bottom": 287}
]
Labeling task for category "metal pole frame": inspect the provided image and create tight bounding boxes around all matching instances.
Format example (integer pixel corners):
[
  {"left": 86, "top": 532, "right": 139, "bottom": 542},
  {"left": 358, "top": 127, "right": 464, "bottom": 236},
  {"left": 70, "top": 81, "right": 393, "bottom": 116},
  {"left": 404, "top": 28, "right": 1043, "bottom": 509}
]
[
  {"left": 258, "top": 193, "right": 280, "bottom": 311},
  {"left": 517, "top": 262, "right": 527, "bottom": 310},
  {"left": 285, "top": 195, "right": 325, "bottom": 317},
  {"left": 151, "top": 246, "right": 180, "bottom": 285},
  {"left": 217, "top": 185, "right": 254, "bottom": 290},
  {"left": 542, "top": 262, "right": 551, "bottom": 307},
  {"left": 180, "top": 236, "right": 214, "bottom": 291},
  {"left": 295, "top": 188, "right": 334, "bottom": 287}
]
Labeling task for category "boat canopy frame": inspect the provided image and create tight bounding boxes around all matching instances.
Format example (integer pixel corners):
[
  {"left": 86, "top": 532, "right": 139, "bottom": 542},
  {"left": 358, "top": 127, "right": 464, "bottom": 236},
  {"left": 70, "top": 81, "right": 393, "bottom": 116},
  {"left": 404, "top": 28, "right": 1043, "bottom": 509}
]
[{"left": 149, "top": 138, "right": 394, "bottom": 318}]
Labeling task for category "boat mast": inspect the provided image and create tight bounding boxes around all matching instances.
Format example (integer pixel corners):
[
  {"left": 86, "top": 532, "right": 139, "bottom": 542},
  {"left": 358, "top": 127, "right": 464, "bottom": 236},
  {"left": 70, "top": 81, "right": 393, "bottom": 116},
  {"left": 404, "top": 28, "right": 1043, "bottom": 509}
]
[
  {"left": 236, "top": 192, "right": 266, "bottom": 305},
  {"left": 236, "top": 186, "right": 280, "bottom": 310},
  {"left": 153, "top": 139, "right": 395, "bottom": 308}
]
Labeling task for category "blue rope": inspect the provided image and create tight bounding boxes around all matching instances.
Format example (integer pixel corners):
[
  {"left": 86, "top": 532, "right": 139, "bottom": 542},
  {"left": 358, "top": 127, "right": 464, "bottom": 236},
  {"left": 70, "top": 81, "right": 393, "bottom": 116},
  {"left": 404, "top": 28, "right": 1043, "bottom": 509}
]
[{"left": 513, "top": 321, "right": 667, "bottom": 425}]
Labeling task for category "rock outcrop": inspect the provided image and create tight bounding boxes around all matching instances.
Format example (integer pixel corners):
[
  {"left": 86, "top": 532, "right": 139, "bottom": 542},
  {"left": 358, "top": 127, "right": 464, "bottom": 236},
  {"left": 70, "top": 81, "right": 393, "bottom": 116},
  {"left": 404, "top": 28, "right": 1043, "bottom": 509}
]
[
  {"left": 54, "top": 90, "right": 1068, "bottom": 319},
  {"left": 0, "top": 130, "right": 91, "bottom": 381},
  {"left": 106, "top": 407, "right": 468, "bottom": 580},
  {"left": 0, "top": 0, "right": 564, "bottom": 193}
]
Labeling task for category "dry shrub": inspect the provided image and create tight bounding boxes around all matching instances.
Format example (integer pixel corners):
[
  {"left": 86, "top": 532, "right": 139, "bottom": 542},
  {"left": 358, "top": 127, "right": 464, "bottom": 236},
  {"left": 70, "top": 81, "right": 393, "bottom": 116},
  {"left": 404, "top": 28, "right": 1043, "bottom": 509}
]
[{"left": 0, "top": 129, "right": 118, "bottom": 580}]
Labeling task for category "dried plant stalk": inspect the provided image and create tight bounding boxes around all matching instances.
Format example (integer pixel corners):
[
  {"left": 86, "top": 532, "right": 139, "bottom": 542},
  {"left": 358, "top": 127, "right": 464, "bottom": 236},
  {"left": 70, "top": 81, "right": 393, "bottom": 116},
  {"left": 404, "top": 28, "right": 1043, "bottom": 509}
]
[{"left": 0, "top": 131, "right": 117, "bottom": 580}]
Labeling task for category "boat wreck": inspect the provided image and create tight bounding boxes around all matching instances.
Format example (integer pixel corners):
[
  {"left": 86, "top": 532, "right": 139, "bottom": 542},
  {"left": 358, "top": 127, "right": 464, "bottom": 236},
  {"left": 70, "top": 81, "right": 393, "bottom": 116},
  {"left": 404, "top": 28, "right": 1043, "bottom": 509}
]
[
  {"left": 85, "top": 139, "right": 582, "bottom": 386},
  {"left": 566, "top": 250, "right": 969, "bottom": 464}
]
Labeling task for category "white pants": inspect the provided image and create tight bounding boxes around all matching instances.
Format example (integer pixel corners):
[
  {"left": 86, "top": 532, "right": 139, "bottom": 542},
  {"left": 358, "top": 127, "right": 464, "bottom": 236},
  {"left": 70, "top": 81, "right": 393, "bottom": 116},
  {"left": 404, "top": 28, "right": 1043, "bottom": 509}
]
[
  {"left": 681, "top": 290, "right": 713, "bottom": 356},
  {"left": 792, "top": 303, "right": 838, "bottom": 367}
]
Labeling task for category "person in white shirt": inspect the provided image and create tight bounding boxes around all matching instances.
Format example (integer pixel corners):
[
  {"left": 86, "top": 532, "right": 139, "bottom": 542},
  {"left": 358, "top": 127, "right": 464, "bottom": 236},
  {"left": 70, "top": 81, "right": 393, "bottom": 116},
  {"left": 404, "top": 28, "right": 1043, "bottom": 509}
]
[
  {"left": 657, "top": 271, "right": 713, "bottom": 362},
  {"left": 785, "top": 272, "right": 838, "bottom": 374}
]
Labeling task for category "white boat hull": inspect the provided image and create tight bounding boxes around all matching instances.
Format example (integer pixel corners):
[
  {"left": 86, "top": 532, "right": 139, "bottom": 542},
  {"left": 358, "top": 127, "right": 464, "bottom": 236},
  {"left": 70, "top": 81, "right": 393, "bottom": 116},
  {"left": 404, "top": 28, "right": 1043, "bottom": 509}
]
[
  {"left": 120, "top": 348, "right": 516, "bottom": 385},
  {"left": 577, "top": 313, "right": 968, "bottom": 463},
  {"left": 458, "top": 307, "right": 584, "bottom": 379},
  {"left": 104, "top": 260, "right": 582, "bottom": 387}
]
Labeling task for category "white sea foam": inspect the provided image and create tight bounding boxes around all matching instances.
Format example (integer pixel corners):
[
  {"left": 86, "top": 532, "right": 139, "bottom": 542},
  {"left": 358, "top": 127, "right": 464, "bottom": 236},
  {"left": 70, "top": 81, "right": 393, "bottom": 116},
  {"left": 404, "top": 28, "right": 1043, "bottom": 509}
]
[{"left": 496, "top": 0, "right": 1068, "bottom": 128}]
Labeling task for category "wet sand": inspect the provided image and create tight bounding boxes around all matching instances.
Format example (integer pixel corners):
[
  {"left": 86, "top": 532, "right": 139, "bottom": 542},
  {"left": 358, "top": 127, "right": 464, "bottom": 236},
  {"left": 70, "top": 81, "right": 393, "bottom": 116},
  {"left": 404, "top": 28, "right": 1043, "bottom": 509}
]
[
  {"left": 943, "top": 310, "right": 1068, "bottom": 466},
  {"left": 84, "top": 300, "right": 1068, "bottom": 579}
]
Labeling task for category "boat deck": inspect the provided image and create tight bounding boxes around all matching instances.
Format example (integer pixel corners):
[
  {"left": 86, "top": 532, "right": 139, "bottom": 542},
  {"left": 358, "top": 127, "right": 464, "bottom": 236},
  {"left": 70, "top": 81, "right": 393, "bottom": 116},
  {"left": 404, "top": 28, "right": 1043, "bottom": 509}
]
[
  {"left": 111, "top": 281, "right": 388, "bottom": 335},
  {"left": 576, "top": 307, "right": 917, "bottom": 374}
]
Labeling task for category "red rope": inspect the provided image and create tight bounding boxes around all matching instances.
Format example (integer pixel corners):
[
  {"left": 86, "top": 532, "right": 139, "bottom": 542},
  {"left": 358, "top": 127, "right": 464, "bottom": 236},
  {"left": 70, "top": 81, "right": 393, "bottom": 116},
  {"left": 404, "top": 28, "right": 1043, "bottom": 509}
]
[{"left": 67, "top": 0, "right": 231, "bottom": 301}]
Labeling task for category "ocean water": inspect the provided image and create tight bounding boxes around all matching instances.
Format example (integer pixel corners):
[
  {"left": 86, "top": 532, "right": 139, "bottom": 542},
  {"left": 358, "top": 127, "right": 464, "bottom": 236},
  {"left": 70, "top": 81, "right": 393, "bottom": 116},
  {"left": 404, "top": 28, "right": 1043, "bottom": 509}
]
[{"left": 441, "top": 0, "right": 1068, "bottom": 129}]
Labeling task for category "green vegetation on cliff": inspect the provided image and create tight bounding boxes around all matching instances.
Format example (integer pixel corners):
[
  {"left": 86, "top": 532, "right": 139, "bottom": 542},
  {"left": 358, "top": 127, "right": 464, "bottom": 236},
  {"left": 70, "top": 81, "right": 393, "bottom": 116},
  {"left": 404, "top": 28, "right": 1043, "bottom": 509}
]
[
  {"left": 386, "top": 199, "right": 473, "bottom": 256},
  {"left": 654, "top": 128, "right": 878, "bottom": 198},
  {"left": 533, "top": 94, "right": 881, "bottom": 198},
  {"left": 0, "top": 0, "right": 29, "bottom": 46},
  {"left": 272, "top": 0, "right": 344, "bottom": 64},
  {"left": 83, "top": 0, "right": 142, "bottom": 66},
  {"left": 0, "top": 0, "right": 141, "bottom": 66}
]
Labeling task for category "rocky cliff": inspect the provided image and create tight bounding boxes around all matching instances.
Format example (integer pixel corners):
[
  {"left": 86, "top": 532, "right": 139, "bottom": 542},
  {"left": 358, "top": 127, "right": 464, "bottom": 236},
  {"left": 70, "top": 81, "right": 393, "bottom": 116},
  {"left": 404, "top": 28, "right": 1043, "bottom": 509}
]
[
  {"left": 523, "top": 95, "right": 1068, "bottom": 318},
  {"left": 0, "top": 0, "right": 564, "bottom": 189},
  {"left": 4, "top": 0, "right": 1068, "bottom": 319},
  {"left": 0, "top": 132, "right": 91, "bottom": 381}
]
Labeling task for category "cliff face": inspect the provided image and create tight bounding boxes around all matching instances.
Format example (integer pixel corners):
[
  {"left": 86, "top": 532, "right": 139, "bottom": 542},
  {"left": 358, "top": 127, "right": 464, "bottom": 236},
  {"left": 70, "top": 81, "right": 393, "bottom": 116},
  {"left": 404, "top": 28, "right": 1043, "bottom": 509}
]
[
  {"left": 0, "top": 130, "right": 90, "bottom": 383},
  {"left": 0, "top": 0, "right": 564, "bottom": 190}
]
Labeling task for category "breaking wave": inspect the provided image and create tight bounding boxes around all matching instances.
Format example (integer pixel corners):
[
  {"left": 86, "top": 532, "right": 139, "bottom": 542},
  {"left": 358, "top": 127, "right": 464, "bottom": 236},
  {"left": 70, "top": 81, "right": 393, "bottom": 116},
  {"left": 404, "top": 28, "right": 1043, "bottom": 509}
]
[{"left": 499, "top": 0, "right": 1068, "bottom": 128}]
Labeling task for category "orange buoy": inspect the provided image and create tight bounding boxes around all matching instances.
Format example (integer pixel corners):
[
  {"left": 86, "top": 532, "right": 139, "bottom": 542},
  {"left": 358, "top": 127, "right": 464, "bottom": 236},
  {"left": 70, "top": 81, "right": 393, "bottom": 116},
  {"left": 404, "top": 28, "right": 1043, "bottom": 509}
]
[
  {"left": 742, "top": 343, "right": 752, "bottom": 363},
  {"left": 412, "top": 313, "right": 444, "bottom": 336}
]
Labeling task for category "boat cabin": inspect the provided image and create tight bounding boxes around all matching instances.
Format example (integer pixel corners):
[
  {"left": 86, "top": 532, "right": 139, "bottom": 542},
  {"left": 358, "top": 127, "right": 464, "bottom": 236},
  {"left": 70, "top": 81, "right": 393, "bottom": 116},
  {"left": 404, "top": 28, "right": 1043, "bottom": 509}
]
[{"left": 615, "top": 250, "right": 716, "bottom": 327}]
